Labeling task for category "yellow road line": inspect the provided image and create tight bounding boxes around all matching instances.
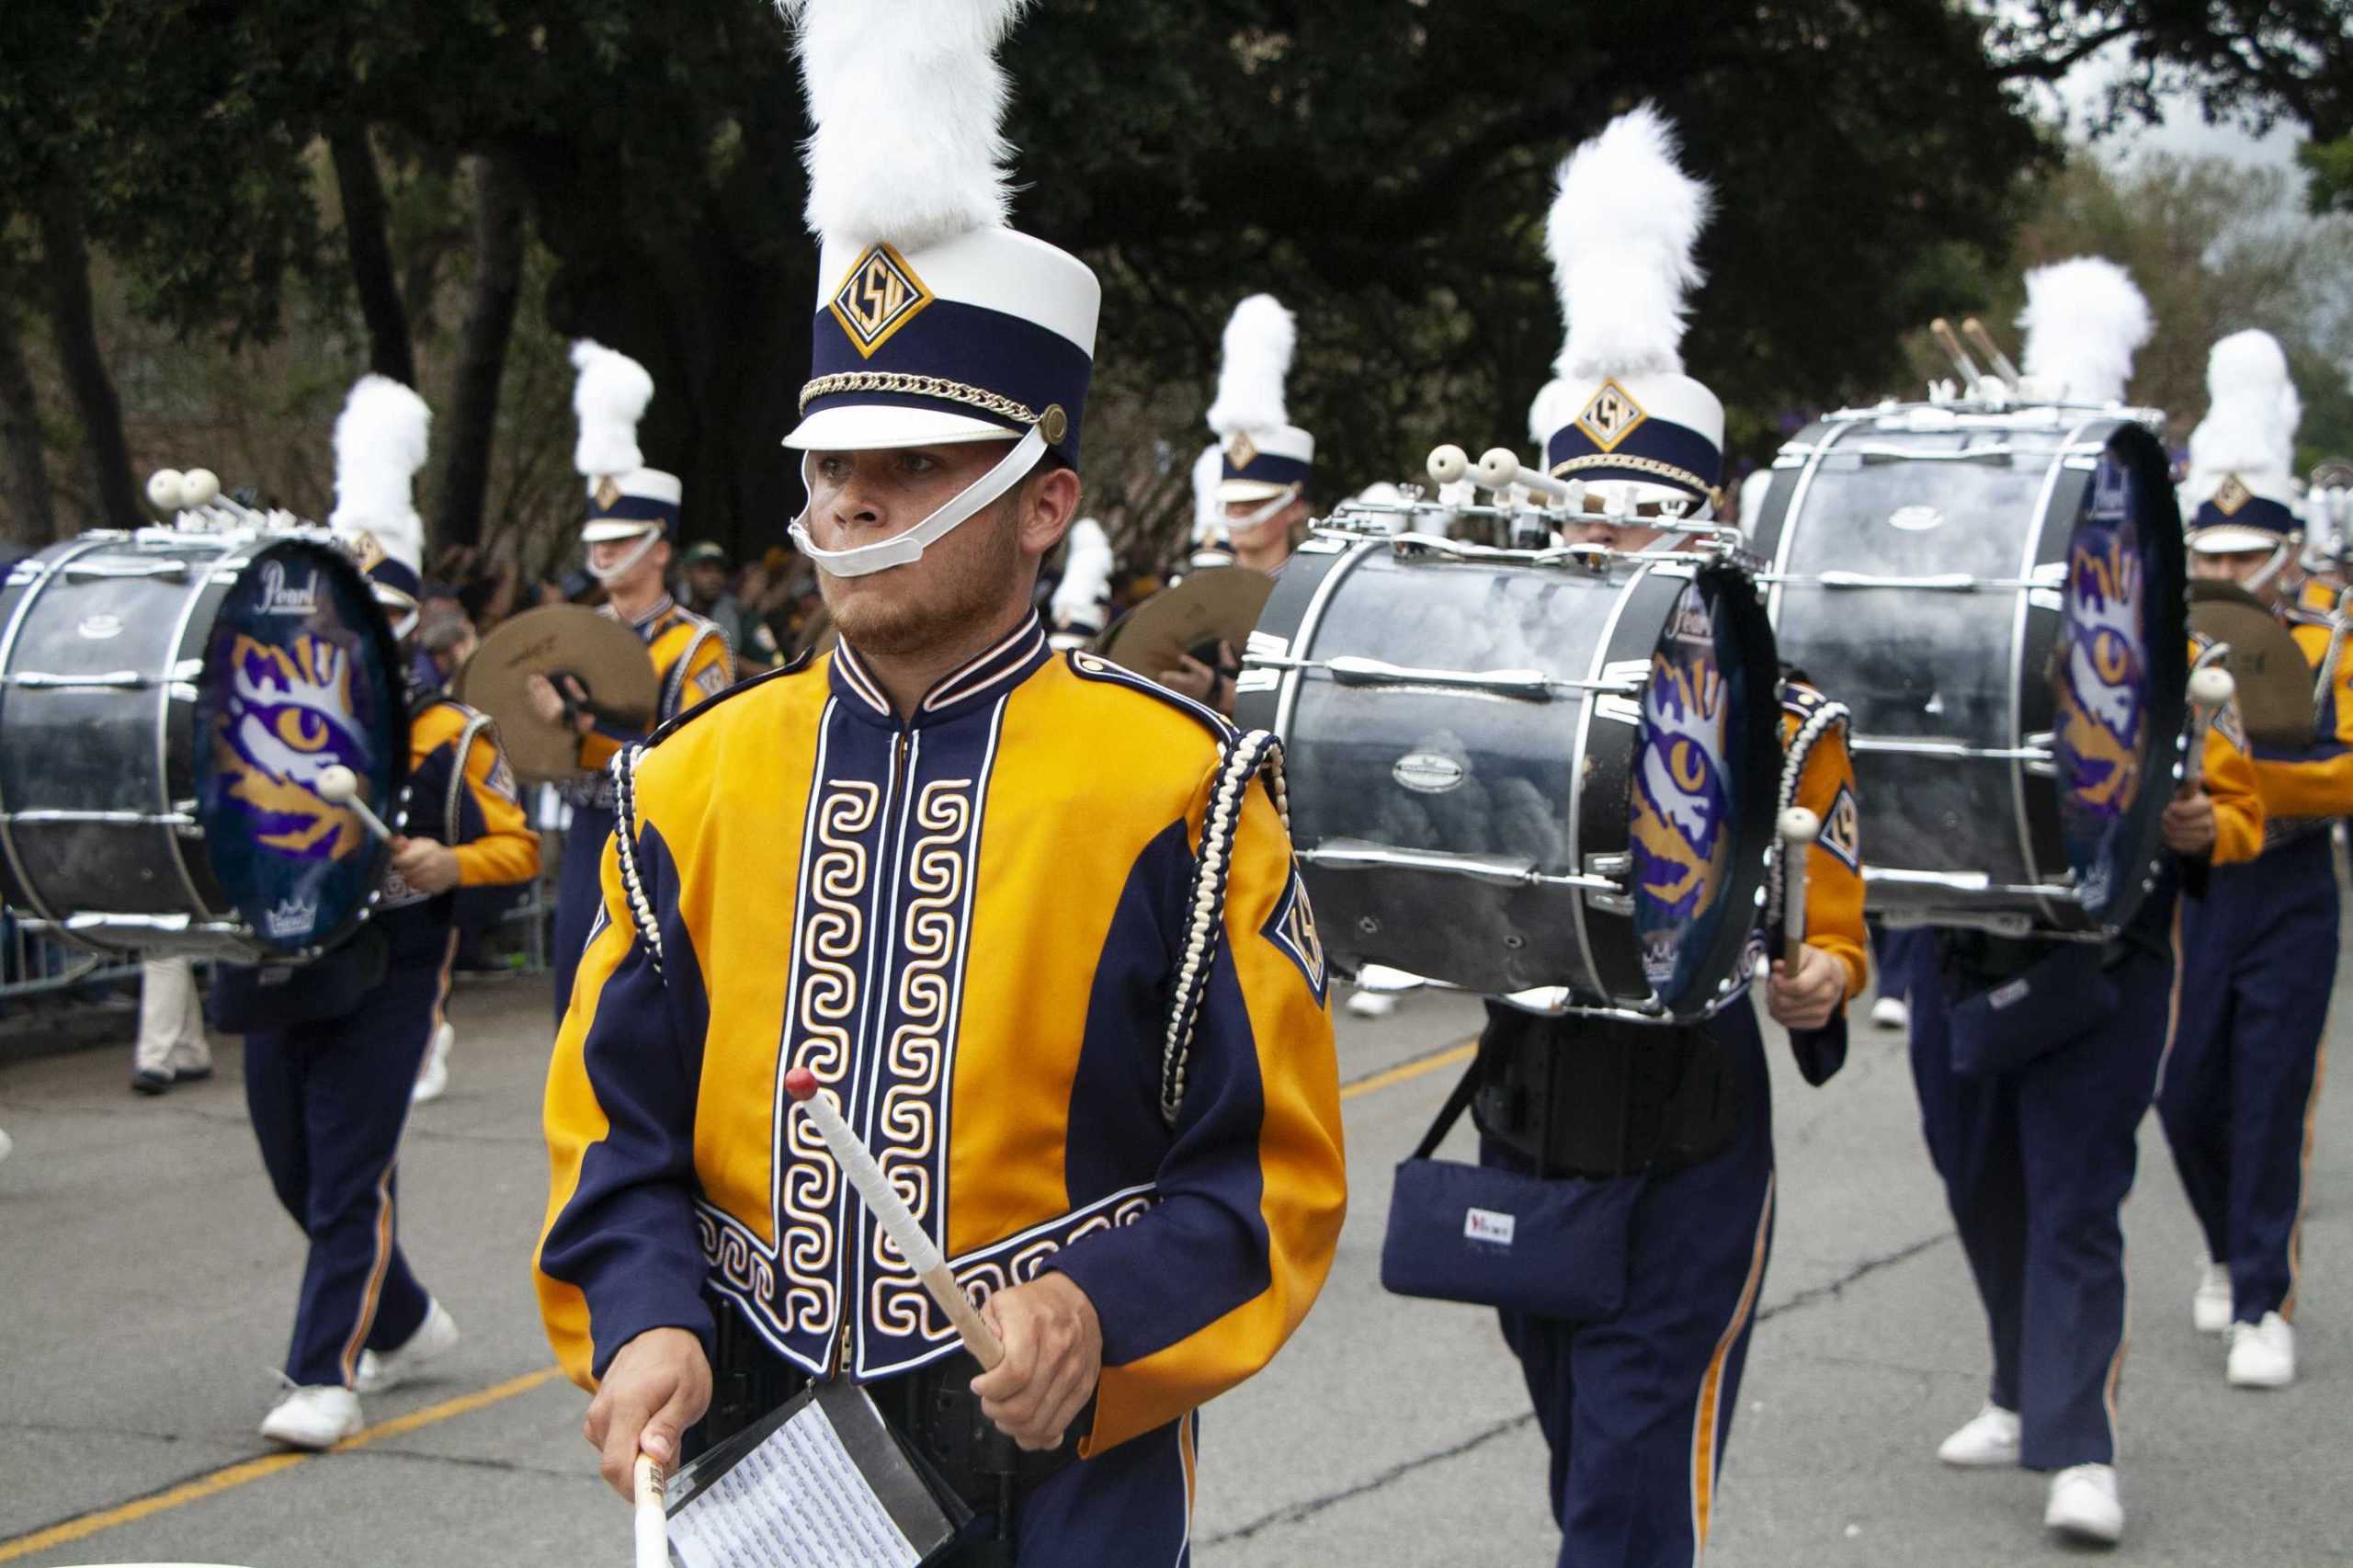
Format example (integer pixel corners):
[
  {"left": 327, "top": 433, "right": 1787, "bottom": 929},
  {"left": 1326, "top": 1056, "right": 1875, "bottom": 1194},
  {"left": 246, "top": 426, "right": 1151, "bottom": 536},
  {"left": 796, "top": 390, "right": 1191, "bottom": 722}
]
[
  {"left": 1340, "top": 1037, "right": 1475, "bottom": 1100},
  {"left": 4, "top": 1035, "right": 1472, "bottom": 1561},
  {"left": 0, "top": 1365, "right": 564, "bottom": 1562}
]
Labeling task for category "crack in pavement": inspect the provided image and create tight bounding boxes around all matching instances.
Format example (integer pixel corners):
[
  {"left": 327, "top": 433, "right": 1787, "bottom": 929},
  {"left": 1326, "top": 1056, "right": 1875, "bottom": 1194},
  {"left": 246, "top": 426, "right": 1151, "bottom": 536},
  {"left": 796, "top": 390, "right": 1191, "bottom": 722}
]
[
  {"left": 1205, "top": 1227, "right": 1955, "bottom": 1543},
  {"left": 0, "top": 1418, "right": 199, "bottom": 1444},
  {"left": 339, "top": 1445, "right": 577, "bottom": 1481}
]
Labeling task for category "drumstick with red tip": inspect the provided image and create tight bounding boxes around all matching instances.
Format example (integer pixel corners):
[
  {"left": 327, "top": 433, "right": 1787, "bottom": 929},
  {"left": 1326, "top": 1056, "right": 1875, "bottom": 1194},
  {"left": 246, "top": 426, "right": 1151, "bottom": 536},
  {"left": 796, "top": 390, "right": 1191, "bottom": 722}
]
[
  {"left": 1779, "top": 807, "right": 1821, "bottom": 952},
  {"left": 316, "top": 766, "right": 393, "bottom": 843},
  {"left": 784, "top": 1068, "right": 1005, "bottom": 1369},
  {"left": 632, "top": 1452, "right": 667, "bottom": 1568},
  {"left": 2183, "top": 666, "right": 2235, "bottom": 792}
]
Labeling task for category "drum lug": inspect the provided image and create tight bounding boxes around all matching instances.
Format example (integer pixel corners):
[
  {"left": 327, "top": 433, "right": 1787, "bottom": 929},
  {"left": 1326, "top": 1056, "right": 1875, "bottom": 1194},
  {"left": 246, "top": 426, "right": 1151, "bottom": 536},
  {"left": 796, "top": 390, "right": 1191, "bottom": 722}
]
[
  {"left": 2021, "top": 732, "right": 2056, "bottom": 777},
  {"left": 1581, "top": 852, "right": 1633, "bottom": 915}
]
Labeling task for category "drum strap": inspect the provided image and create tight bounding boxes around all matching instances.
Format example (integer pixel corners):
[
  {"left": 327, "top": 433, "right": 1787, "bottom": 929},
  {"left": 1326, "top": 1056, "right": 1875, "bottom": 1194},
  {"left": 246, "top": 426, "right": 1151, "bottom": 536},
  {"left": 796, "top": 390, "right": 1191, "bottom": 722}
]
[
  {"left": 662, "top": 625, "right": 722, "bottom": 718},
  {"left": 1160, "top": 728, "right": 1289, "bottom": 1125},
  {"left": 1768, "top": 694, "right": 1850, "bottom": 937},
  {"left": 445, "top": 711, "right": 497, "bottom": 839}
]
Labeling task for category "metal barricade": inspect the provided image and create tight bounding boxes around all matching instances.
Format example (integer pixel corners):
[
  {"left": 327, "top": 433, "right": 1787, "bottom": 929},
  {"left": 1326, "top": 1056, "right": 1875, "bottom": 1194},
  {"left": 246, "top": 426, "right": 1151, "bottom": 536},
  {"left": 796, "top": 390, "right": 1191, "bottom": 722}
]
[{"left": 0, "top": 916, "right": 142, "bottom": 1009}]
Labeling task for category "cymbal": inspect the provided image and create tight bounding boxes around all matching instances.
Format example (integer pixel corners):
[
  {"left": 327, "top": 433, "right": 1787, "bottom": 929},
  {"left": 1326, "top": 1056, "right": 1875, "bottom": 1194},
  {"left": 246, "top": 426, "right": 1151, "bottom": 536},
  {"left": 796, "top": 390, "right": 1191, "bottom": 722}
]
[
  {"left": 2188, "top": 580, "right": 2316, "bottom": 748},
  {"left": 451, "top": 605, "right": 659, "bottom": 783},
  {"left": 1094, "top": 567, "right": 1274, "bottom": 678}
]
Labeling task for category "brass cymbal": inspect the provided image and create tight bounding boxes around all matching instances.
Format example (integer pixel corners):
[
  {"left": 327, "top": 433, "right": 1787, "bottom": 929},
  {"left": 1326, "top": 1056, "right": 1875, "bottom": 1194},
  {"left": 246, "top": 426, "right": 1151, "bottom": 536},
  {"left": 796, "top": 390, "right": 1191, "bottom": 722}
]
[
  {"left": 2188, "top": 580, "right": 2317, "bottom": 748},
  {"left": 1093, "top": 567, "right": 1274, "bottom": 678},
  {"left": 450, "top": 605, "right": 659, "bottom": 783}
]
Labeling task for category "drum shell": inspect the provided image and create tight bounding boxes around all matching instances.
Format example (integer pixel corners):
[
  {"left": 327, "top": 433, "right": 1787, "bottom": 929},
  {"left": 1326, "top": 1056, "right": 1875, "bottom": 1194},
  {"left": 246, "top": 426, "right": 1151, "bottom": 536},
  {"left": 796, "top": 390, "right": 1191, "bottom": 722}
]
[
  {"left": 1240, "top": 539, "right": 1778, "bottom": 1014},
  {"left": 0, "top": 531, "right": 404, "bottom": 960},
  {"left": 1752, "top": 413, "right": 2186, "bottom": 931}
]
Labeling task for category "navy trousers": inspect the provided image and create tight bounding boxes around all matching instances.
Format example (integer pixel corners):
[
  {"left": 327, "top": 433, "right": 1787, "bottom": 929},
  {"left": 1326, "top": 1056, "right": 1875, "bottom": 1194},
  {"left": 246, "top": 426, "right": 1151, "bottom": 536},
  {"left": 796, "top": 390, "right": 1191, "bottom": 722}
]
[
  {"left": 1908, "top": 939, "right": 2172, "bottom": 1469},
  {"left": 1491, "top": 1004, "right": 1778, "bottom": 1568},
  {"left": 244, "top": 939, "right": 452, "bottom": 1388},
  {"left": 552, "top": 803, "right": 616, "bottom": 1023},
  {"left": 2159, "top": 837, "right": 2336, "bottom": 1324},
  {"left": 947, "top": 1415, "right": 1193, "bottom": 1566},
  {"left": 1870, "top": 924, "right": 1932, "bottom": 1007}
]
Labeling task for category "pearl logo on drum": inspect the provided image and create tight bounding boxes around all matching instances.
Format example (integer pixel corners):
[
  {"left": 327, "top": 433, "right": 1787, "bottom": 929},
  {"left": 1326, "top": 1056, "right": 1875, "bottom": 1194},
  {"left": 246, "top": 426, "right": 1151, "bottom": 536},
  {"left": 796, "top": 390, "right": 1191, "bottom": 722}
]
[
  {"left": 1392, "top": 751, "right": 1466, "bottom": 793},
  {"left": 76, "top": 614, "right": 124, "bottom": 640},
  {"left": 256, "top": 560, "right": 321, "bottom": 617},
  {"left": 1888, "top": 505, "right": 1945, "bottom": 531}
]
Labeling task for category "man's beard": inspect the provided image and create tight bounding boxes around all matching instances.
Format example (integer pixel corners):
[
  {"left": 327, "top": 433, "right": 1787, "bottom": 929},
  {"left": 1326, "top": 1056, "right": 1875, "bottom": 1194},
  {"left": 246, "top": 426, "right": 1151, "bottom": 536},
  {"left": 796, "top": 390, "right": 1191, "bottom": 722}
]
[{"left": 820, "top": 502, "right": 1024, "bottom": 658}]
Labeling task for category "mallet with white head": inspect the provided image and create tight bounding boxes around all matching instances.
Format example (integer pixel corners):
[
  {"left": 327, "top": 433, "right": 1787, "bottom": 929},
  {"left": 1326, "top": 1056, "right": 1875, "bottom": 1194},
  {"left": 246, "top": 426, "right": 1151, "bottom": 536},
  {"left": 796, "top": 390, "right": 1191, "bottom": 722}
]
[
  {"left": 2183, "top": 665, "right": 2235, "bottom": 792},
  {"left": 316, "top": 766, "right": 393, "bottom": 843},
  {"left": 1778, "top": 807, "right": 1821, "bottom": 953}
]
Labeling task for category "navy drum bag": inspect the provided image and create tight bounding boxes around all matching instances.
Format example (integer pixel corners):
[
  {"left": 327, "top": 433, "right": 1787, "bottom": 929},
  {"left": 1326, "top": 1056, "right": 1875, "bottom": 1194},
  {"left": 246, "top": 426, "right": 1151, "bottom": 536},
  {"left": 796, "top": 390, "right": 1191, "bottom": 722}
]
[{"left": 1379, "top": 1062, "right": 1637, "bottom": 1324}]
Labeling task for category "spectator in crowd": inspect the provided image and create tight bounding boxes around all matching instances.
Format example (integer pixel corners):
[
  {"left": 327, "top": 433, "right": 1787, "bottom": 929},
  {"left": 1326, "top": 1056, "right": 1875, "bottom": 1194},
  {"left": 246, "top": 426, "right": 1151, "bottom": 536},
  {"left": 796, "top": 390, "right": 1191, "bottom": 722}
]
[
  {"left": 131, "top": 955, "right": 211, "bottom": 1096},
  {"left": 678, "top": 542, "right": 755, "bottom": 677}
]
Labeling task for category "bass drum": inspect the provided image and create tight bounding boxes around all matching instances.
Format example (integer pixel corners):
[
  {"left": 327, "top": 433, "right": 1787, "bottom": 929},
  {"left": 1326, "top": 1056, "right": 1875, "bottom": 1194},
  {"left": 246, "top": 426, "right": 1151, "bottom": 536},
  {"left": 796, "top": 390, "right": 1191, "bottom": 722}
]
[
  {"left": 1750, "top": 411, "right": 2187, "bottom": 933},
  {"left": 0, "top": 529, "right": 406, "bottom": 960},
  {"left": 1237, "top": 536, "right": 1780, "bottom": 1017}
]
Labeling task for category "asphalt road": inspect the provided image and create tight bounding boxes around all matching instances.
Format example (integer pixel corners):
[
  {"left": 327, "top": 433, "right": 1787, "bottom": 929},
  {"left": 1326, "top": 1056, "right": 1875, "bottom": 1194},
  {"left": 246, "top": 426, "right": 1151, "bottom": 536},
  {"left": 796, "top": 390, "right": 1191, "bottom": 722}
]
[{"left": 0, "top": 945, "right": 2343, "bottom": 1566}]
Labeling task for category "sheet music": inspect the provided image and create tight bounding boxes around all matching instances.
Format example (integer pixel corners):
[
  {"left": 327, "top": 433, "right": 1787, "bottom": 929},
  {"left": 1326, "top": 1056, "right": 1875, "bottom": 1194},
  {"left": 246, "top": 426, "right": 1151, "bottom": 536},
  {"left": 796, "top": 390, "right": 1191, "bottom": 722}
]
[{"left": 666, "top": 1395, "right": 924, "bottom": 1568}]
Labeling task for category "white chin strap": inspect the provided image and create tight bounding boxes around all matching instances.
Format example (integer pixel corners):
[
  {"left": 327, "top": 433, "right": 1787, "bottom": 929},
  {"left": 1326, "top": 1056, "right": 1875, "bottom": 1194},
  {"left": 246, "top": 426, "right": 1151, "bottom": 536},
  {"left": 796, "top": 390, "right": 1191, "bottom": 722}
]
[
  {"left": 2244, "top": 540, "right": 2293, "bottom": 597},
  {"left": 789, "top": 426, "right": 1048, "bottom": 579},
  {"left": 585, "top": 527, "right": 665, "bottom": 585},
  {"left": 1223, "top": 488, "right": 1297, "bottom": 536}
]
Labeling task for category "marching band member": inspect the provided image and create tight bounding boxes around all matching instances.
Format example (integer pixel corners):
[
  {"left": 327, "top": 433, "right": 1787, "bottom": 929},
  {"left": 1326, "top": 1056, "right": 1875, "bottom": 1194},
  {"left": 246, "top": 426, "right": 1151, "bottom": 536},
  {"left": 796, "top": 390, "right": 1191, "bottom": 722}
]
[
  {"left": 1468, "top": 108, "right": 1867, "bottom": 1568},
  {"left": 1910, "top": 262, "right": 2263, "bottom": 1547},
  {"left": 2163, "top": 330, "right": 2337, "bottom": 1388},
  {"left": 1047, "top": 517, "right": 1115, "bottom": 649},
  {"left": 535, "top": 5, "right": 1345, "bottom": 1561},
  {"left": 233, "top": 377, "right": 540, "bottom": 1447},
  {"left": 529, "top": 343, "right": 730, "bottom": 1021}
]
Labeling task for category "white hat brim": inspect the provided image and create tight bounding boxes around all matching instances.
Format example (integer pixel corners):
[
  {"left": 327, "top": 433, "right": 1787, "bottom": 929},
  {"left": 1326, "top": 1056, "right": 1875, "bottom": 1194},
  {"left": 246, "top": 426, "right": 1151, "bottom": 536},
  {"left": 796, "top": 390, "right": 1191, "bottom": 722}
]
[
  {"left": 2188, "top": 526, "right": 2287, "bottom": 554},
  {"left": 781, "top": 403, "right": 1021, "bottom": 453},
  {"left": 1217, "top": 480, "right": 1298, "bottom": 505},
  {"left": 580, "top": 520, "right": 665, "bottom": 544}
]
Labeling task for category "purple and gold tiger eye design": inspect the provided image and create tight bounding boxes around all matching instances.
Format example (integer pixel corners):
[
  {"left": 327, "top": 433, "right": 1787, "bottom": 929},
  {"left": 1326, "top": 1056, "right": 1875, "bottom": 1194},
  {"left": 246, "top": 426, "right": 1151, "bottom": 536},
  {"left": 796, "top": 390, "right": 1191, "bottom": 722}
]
[
  {"left": 193, "top": 542, "right": 403, "bottom": 950},
  {"left": 2054, "top": 455, "right": 2154, "bottom": 914},
  {"left": 1631, "top": 584, "right": 1740, "bottom": 1002}
]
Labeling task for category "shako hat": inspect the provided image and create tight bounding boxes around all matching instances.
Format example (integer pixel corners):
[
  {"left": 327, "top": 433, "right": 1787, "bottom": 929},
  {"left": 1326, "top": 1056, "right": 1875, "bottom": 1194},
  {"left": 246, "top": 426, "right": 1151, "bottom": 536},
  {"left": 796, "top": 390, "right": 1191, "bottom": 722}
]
[
  {"left": 1207, "top": 294, "right": 1314, "bottom": 506},
  {"left": 2183, "top": 329, "right": 2303, "bottom": 556},
  {"left": 327, "top": 374, "right": 429, "bottom": 631},
  {"left": 781, "top": 0, "right": 1100, "bottom": 578},
  {"left": 1527, "top": 106, "right": 1722, "bottom": 518}
]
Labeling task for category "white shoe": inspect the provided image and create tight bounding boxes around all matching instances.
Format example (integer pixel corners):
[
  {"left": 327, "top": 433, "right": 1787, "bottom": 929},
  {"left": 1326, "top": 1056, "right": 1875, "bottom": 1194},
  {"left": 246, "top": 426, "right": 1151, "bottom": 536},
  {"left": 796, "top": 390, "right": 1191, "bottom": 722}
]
[
  {"left": 0, "top": 1126, "right": 12, "bottom": 1166},
  {"left": 355, "top": 1300, "right": 461, "bottom": 1395},
  {"left": 1870, "top": 995, "right": 1908, "bottom": 1029},
  {"left": 2226, "top": 1312, "right": 2295, "bottom": 1388},
  {"left": 2045, "top": 1464, "right": 2123, "bottom": 1546},
  {"left": 2192, "top": 1260, "right": 2232, "bottom": 1335},
  {"left": 1344, "top": 990, "right": 1397, "bottom": 1018},
  {"left": 260, "top": 1384, "right": 362, "bottom": 1449},
  {"left": 1936, "top": 1403, "right": 2020, "bottom": 1467},
  {"left": 412, "top": 1021, "right": 453, "bottom": 1104}
]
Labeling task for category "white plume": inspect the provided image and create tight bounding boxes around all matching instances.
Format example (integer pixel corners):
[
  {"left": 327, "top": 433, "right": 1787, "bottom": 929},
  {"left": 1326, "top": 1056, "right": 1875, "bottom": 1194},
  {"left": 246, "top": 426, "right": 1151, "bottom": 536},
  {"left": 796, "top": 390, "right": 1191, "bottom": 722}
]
[
  {"left": 1528, "top": 377, "right": 1576, "bottom": 448},
  {"left": 2017, "top": 257, "right": 2152, "bottom": 404},
  {"left": 786, "top": 0, "right": 1030, "bottom": 251},
  {"left": 571, "top": 340, "right": 653, "bottom": 481},
  {"left": 1191, "top": 441, "right": 1226, "bottom": 540},
  {"left": 1547, "top": 105, "right": 1711, "bottom": 381},
  {"left": 328, "top": 375, "right": 430, "bottom": 560},
  {"left": 2187, "top": 329, "right": 2301, "bottom": 489},
  {"left": 1050, "top": 517, "right": 1115, "bottom": 631},
  {"left": 1207, "top": 294, "right": 1297, "bottom": 437}
]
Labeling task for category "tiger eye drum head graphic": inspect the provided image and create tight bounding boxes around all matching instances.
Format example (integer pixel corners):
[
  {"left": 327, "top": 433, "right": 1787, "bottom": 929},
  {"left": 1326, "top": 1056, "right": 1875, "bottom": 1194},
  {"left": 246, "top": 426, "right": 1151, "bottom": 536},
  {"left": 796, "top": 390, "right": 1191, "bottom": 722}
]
[
  {"left": 2052, "top": 426, "right": 2186, "bottom": 926},
  {"left": 1631, "top": 575, "right": 1766, "bottom": 1011},
  {"left": 193, "top": 540, "right": 404, "bottom": 952}
]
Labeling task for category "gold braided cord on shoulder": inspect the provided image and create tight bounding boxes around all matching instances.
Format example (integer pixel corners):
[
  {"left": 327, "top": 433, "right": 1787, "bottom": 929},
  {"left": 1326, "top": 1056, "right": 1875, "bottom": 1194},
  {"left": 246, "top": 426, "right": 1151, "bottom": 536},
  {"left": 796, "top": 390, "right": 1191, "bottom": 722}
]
[{"left": 798, "top": 372, "right": 1039, "bottom": 427}]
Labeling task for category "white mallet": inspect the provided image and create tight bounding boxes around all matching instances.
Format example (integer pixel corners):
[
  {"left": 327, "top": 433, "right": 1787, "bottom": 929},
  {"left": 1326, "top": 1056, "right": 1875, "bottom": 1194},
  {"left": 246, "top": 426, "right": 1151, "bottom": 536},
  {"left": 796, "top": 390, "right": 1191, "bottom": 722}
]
[
  {"left": 2184, "top": 665, "right": 2235, "bottom": 792},
  {"left": 632, "top": 1452, "right": 667, "bottom": 1568},
  {"left": 1778, "top": 807, "right": 1822, "bottom": 953},
  {"left": 784, "top": 1067, "right": 1004, "bottom": 1369},
  {"left": 316, "top": 765, "right": 393, "bottom": 843}
]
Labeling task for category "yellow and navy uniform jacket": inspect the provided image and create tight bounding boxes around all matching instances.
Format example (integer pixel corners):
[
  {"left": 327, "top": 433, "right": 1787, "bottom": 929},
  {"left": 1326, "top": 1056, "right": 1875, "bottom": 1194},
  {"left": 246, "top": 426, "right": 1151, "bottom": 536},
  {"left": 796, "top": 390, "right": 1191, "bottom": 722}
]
[
  {"left": 565, "top": 595, "right": 732, "bottom": 809},
  {"left": 2244, "top": 592, "right": 2353, "bottom": 843},
  {"left": 536, "top": 612, "right": 1347, "bottom": 1456},
  {"left": 377, "top": 697, "right": 541, "bottom": 957},
  {"left": 1773, "top": 679, "right": 1869, "bottom": 1003}
]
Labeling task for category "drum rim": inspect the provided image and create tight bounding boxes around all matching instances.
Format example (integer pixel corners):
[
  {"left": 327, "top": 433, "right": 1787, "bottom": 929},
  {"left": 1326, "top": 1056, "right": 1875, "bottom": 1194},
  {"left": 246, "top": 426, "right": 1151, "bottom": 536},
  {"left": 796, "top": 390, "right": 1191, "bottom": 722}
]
[{"left": 0, "top": 535, "right": 126, "bottom": 928}]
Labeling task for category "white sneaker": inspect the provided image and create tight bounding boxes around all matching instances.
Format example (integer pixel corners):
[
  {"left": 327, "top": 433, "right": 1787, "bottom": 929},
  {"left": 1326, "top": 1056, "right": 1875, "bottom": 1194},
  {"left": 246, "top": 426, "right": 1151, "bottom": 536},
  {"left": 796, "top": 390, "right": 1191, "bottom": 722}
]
[
  {"left": 1344, "top": 990, "right": 1397, "bottom": 1018},
  {"left": 260, "top": 1384, "right": 363, "bottom": 1449},
  {"left": 2226, "top": 1312, "right": 2295, "bottom": 1388},
  {"left": 355, "top": 1300, "right": 461, "bottom": 1395},
  {"left": 2192, "top": 1260, "right": 2232, "bottom": 1335},
  {"left": 2045, "top": 1464, "right": 2123, "bottom": 1545},
  {"left": 1936, "top": 1403, "right": 2020, "bottom": 1467},
  {"left": 1870, "top": 995, "right": 1908, "bottom": 1029},
  {"left": 0, "top": 1126, "right": 13, "bottom": 1166},
  {"left": 412, "top": 1021, "right": 454, "bottom": 1104}
]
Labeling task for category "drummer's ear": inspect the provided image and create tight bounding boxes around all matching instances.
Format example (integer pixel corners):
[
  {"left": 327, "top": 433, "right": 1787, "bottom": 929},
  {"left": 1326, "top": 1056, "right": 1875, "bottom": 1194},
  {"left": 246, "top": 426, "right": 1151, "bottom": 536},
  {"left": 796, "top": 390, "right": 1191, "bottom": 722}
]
[{"left": 1014, "top": 460, "right": 1084, "bottom": 562}]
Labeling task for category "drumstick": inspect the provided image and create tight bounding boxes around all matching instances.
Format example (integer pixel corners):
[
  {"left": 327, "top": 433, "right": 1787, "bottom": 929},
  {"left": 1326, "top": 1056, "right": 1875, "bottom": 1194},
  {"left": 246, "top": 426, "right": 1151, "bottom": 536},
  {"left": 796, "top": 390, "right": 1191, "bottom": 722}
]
[
  {"left": 1929, "top": 318, "right": 1984, "bottom": 391},
  {"left": 1960, "top": 318, "right": 2023, "bottom": 386},
  {"left": 633, "top": 1452, "right": 668, "bottom": 1568},
  {"left": 784, "top": 1068, "right": 1005, "bottom": 1369},
  {"left": 1475, "top": 448, "right": 1582, "bottom": 505},
  {"left": 1778, "top": 807, "right": 1821, "bottom": 952},
  {"left": 316, "top": 766, "right": 393, "bottom": 843},
  {"left": 2183, "top": 666, "right": 2234, "bottom": 792}
]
